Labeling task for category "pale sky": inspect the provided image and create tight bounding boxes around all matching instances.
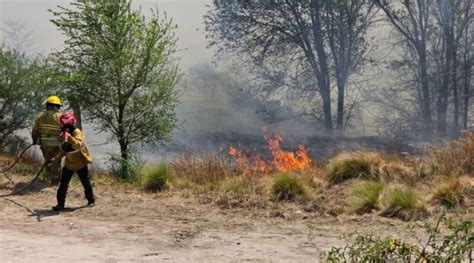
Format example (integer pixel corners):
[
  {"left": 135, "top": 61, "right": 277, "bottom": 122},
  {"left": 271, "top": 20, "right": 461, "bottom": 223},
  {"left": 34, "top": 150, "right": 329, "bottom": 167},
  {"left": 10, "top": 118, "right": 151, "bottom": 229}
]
[{"left": 0, "top": 0, "right": 214, "bottom": 69}]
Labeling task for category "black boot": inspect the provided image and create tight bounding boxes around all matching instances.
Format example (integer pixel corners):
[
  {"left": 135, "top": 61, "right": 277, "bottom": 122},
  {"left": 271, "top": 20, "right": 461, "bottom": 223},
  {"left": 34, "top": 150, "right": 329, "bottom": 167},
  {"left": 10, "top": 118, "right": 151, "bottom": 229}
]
[
  {"left": 87, "top": 199, "right": 95, "bottom": 207},
  {"left": 52, "top": 204, "right": 64, "bottom": 211}
]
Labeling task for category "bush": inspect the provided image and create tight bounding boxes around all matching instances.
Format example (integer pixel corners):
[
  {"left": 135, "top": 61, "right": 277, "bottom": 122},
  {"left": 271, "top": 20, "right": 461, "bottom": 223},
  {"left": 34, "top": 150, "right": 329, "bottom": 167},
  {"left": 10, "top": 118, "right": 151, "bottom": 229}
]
[
  {"left": 378, "top": 185, "right": 425, "bottom": 221},
  {"left": 431, "top": 177, "right": 470, "bottom": 209},
  {"left": 271, "top": 173, "right": 307, "bottom": 201},
  {"left": 325, "top": 211, "right": 473, "bottom": 262},
  {"left": 347, "top": 181, "right": 385, "bottom": 214},
  {"left": 110, "top": 151, "right": 144, "bottom": 180},
  {"left": 141, "top": 163, "right": 174, "bottom": 192}
]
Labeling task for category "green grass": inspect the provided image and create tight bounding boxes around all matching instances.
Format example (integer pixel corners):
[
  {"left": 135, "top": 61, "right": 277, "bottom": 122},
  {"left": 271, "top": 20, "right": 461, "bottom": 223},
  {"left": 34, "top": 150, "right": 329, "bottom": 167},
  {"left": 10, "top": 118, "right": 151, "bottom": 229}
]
[
  {"left": 141, "top": 163, "right": 175, "bottom": 192},
  {"left": 347, "top": 181, "right": 385, "bottom": 214},
  {"left": 379, "top": 185, "right": 425, "bottom": 221},
  {"left": 271, "top": 173, "right": 307, "bottom": 201}
]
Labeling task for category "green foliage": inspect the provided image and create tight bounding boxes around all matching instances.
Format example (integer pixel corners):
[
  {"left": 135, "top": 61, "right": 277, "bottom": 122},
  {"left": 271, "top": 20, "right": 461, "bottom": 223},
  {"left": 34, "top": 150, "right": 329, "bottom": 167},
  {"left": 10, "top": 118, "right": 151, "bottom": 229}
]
[
  {"left": 325, "top": 211, "right": 473, "bottom": 262},
  {"left": 347, "top": 181, "right": 385, "bottom": 214},
  {"left": 50, "top": 0, "right": 180, "bottom": 174},
  {"left": 110, "top": 150, "right": 144, "bottom": 180},
  {"left": 379, "top": 185, "right": 425, "bottom": 221},
  {"left": 141, "top": 163, "right": 174, "bottom": 192},
  {"left": 271, "top": 173, "right": 307, "bottom": 201},
  {"left": 0, "top": 46, "right": 49, "bottom": 150}
]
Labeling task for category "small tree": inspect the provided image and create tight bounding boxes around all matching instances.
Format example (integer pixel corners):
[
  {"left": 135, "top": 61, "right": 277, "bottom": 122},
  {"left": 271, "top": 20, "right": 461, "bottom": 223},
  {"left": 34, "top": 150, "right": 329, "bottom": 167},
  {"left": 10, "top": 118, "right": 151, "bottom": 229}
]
[
  {"left": 51, "top": 0, "right": 180, "bottom": 177},
  {"left": 0, "top": 46, "right": 47, "bottom": 151}
]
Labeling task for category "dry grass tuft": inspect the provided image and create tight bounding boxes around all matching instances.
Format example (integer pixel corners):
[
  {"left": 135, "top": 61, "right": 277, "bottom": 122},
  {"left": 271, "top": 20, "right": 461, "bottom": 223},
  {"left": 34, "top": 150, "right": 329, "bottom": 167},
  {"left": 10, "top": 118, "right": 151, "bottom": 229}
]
[
  {"left": 325, "top": 152, "right": 415, "bottom": 185},
  {"left": 378, "top": 184, "right": 426, "bottom": 221},
  {"left": 346, "top": 180, "right": 385, "bottom": 214},
  {"left": 430, "top": 131, "right": 474, "bottom": 176},
  {"left": 170, "top": 153, "right": 239, "bottom": 184},
  {"left": 430, "top": 177, "right": 472, "bottom": 208}
]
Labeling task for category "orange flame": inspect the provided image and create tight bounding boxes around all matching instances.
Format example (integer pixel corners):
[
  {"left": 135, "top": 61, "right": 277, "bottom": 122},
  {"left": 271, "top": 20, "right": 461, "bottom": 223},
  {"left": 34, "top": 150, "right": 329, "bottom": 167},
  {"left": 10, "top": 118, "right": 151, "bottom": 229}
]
[{"left": 228, "top": 133, "right": 312, "bottom": 174}]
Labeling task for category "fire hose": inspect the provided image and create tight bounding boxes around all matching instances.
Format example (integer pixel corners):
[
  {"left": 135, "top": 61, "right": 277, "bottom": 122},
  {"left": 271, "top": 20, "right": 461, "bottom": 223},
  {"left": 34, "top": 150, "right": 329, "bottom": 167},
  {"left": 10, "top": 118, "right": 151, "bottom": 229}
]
[{"left": 0, "top": 143, "right": 51, "bottom": 197}]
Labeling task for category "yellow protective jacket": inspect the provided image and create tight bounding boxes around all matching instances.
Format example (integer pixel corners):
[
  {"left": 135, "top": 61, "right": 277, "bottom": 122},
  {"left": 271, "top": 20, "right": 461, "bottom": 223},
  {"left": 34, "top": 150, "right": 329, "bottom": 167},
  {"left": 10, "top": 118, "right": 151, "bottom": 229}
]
[
  {"left": 57, "top": 128, "right": 92, "bottom": 171},
  {"left": 32, "top": 109, "right": 62, "bottom": 147}
]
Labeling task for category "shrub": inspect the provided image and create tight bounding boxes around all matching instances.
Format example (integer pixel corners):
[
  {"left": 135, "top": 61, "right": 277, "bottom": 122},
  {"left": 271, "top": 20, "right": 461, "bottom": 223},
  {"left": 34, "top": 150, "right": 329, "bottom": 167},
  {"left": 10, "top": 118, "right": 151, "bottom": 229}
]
[
  {"left": 326, "top": 152, "right": 415, "bottom": 185},
  {"left": 141, "top": 163, "right": 174, "bottom": 192},
  {"left": 324, "top": 211, "right": 473, "bottom": 262},
  {"left": 430, "top": 131, "right": 474, "bottom": 176},
  {"left": 431, "top": 177, "right": 470, "bottom": 208},
  {"left": 378, "top": 185, "right": 425, "bottom": 221},
  {"left": 271, "top": 173, "right": 307, "bottom": 201},
  {"left": 110, "top": 150, "right": 144, "bottom": 180},
  {"left": 347, "top": 181, "right": 385, "bottom": 214}
]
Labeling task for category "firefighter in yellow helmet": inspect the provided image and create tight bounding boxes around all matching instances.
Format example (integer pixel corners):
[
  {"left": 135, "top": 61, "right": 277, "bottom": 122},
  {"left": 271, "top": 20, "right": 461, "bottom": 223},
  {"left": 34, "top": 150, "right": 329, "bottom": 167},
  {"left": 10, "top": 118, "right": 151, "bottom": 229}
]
[{"left": 31, "top": 96, "right": 63, "bottom": 184}]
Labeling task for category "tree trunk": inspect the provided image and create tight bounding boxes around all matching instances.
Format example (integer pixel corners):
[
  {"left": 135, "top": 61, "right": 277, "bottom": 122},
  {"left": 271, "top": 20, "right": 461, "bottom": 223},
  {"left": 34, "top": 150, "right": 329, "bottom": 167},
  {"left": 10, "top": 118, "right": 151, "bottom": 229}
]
[
  {"left": 118, "top": 139, "right": 129, "bottom": 178},
  {"left": 452, "top": 45, "right": 460, "bottom": 138},
  {"left": 419, "top": 46, "right": 434, "bottom": 141},
  {"left": 336, "top": 79, "right": 345, "bottom": 134},
  {"left": 70, "top": 101, "right": 82, "bottom": 130}
]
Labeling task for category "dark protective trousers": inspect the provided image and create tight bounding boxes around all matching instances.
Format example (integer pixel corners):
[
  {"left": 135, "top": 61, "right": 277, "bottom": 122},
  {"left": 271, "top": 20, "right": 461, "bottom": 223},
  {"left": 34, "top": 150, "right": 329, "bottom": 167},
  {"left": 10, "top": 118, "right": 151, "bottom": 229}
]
[{"left": 57, "top": 166, "right": 94, "bottom": 207}]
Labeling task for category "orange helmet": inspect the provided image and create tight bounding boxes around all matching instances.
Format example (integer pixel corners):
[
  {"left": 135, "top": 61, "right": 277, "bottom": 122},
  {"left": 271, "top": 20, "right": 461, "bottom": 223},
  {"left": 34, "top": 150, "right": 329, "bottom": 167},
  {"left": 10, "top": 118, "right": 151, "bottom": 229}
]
[{"left": 59, "top": 113, "right": 77, "bottom": 127}]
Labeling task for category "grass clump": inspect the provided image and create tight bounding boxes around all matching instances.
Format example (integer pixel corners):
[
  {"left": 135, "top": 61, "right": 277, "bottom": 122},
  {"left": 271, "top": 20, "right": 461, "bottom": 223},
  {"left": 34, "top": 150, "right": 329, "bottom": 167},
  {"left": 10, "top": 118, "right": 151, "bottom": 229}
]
[
  {"left": 271, "top": 173, "right": 307, "bottom": 201},
  {"left": 141, "top": 163, "right": 174, "bottom": 192},
  {"left": 325, "top": 152, "right": 383, "bottom": 184},
  {"left": 379, "top": 185, "right": 425, "bottom": 221},
  {"left": 347, "top": 181, "right": 385, "bottom": 214},
  {"left": 325, "top": 151, "right": 415, "bottom": 185},
  {"left": 430, "top": 177, "right": 470, "bottom": 209}
]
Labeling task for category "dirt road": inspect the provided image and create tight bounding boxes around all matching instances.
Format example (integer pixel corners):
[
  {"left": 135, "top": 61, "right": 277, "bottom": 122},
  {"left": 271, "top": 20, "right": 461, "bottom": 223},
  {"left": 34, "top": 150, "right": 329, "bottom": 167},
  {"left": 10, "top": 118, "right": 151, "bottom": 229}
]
[{"left": 0, "top": 181, "right": 423, "bottom": 262}]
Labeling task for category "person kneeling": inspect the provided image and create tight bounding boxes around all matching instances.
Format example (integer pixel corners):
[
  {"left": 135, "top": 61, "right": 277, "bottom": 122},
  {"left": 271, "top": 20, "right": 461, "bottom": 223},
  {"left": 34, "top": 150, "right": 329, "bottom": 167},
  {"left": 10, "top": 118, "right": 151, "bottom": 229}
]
[{"left": 52, "top": 113, "right": 95, "bottom": 211}]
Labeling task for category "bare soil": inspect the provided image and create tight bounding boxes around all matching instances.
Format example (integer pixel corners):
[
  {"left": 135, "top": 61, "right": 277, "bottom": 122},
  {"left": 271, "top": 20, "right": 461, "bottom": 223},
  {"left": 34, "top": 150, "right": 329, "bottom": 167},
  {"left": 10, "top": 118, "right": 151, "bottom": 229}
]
[{"left": 0, "top": 175, "right": 448, "bottom": 262}]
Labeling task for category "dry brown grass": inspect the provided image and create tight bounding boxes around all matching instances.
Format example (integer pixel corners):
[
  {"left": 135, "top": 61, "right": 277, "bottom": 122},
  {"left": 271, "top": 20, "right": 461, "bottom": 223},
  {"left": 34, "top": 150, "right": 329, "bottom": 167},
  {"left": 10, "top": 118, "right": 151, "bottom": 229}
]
[
  {"left": 430, "top": 131, "right": 474, "bottom": 177},
  {"left": 170, "top": 153, "right": 240, "bottom": 184},
  {"left": 430, "top": 176, "right": 473, "bottom": 208},
  {"left": 325, "top": 152, "right": 415, "bottom": 185}
]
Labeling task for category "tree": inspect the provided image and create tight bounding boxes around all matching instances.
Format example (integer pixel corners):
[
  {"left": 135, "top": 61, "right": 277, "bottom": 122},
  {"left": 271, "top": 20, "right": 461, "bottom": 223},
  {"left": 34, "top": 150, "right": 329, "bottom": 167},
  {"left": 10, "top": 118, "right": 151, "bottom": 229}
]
[
  {"left": 0, "top": 46, "right": 48, "bottom": 151},
  {"left": 50, "top": 0, "right": 180, "bottom": 177},
  {"left": 205, "top": 0, "right": 376, "bottom": 134},
  {"left": 375, "top": 0, "right": 473, "bottom": 140},
  {"left": 375, "top": 0, "right": 434, "bottom": 140}
]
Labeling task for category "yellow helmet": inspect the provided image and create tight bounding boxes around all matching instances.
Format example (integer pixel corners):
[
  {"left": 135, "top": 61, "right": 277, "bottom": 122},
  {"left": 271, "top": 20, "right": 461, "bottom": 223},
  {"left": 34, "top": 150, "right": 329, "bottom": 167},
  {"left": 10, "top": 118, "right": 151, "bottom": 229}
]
[{"left": 46, "top": 96, "right": 62, "bottom": 106}]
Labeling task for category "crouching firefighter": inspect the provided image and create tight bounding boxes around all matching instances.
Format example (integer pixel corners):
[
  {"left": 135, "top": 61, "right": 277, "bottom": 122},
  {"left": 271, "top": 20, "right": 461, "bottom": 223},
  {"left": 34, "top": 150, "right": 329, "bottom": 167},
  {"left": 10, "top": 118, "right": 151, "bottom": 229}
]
[
  {"left": 32, "top": 96, "right": 63, "bottom": 184},
  {"left": 52, "top": 113, "right": 95, "bottom": 211}
]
